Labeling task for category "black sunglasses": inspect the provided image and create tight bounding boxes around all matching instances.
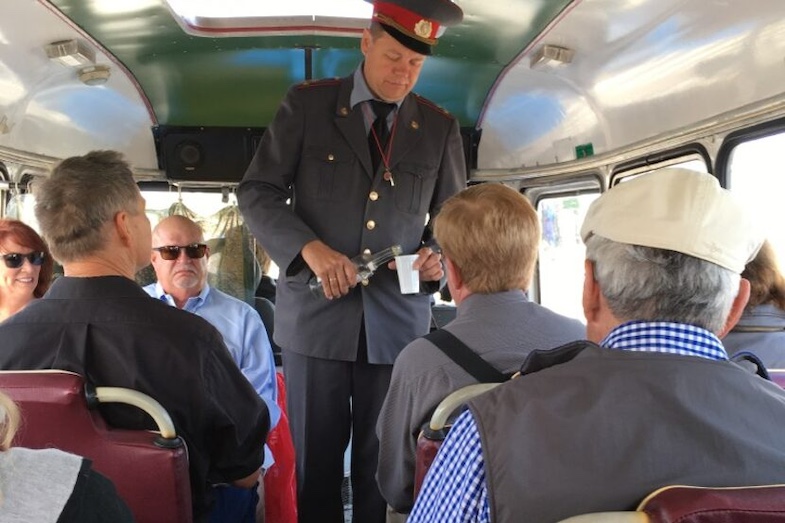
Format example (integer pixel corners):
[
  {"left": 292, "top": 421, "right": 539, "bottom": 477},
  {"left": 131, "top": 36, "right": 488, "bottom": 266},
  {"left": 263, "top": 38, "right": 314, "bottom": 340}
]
[
  {"left": 2, "top": 252, "right": 46, "bottom": 269},
  {"left": 152, "top": 243, "right": 208, "bottom": 261}
]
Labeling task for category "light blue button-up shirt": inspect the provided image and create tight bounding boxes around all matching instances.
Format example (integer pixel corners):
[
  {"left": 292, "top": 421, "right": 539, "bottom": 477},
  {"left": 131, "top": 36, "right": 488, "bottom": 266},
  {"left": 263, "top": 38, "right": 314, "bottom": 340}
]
[{"left": 144, "top": 282, "right": 280, "bottom": 469}]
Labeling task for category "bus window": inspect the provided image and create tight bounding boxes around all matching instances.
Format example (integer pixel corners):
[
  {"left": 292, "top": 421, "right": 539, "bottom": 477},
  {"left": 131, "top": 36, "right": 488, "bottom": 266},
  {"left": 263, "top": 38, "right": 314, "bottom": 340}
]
[
  {"left": 140, "top": 188, "right": 280, "bottom": 305},
  {"left": 612, "top": 157, "right": 709, "bottom": 186},
  {"left": 3, "top": 191, "right": 38, "bottom": 229},
  {"left": 537, "top": 193, "right": 598, "bottom": 322},
  {"left": 726, "top": 131, "right": 785, "bottom": 268}
]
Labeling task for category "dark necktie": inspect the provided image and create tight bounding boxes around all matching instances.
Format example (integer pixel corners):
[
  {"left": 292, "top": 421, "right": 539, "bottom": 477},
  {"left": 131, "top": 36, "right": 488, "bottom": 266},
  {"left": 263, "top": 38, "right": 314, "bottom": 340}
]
[{"left": 369, "top": 100, "right": 396, "bottom": 174}]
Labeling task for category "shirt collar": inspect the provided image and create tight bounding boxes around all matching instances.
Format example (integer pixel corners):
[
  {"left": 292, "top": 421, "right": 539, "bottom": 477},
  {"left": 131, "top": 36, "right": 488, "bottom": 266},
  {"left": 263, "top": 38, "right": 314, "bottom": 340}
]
[
  {"left": 601, "top": 320, "right": 728, "bottom": 361},
  {"left": 45, "top": 276, "right": 149, "bottom": 299},
  {"left": 153, "top": 282, "right": 211, "bottom": 312},
  {"left": 350, "top": 64, "right": 404, "bottom": 110}
]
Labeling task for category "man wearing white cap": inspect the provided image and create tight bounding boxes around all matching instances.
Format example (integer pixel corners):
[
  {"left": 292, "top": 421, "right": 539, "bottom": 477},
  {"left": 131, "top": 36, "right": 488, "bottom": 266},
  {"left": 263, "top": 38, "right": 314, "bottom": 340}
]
[
  {"left": 410, "top": 169, "right": 785, "bottom": 522},
  {"left": 238, "top": 0, "right": 466, "bottom": 521}
]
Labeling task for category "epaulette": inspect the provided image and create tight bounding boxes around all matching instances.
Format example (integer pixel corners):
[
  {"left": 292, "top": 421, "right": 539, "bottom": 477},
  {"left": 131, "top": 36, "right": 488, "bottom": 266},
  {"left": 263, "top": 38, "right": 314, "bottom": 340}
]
[
  {"left": 296, "top": 77, "right": 341, "bottom": 90},
  {"left": 413, "top": 93, "right": 452, "bottom": 118}
]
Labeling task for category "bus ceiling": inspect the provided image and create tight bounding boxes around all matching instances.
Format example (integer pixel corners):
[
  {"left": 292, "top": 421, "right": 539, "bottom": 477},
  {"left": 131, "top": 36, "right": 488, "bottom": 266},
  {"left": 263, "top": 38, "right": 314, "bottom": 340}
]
[{"left": 0, "top": 0, "right": 784, "bottom": 185}]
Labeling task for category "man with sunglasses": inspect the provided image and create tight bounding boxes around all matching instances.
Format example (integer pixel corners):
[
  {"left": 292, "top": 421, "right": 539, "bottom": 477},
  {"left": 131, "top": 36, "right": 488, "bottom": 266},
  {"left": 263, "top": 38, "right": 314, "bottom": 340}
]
[
  {"left": 144, "top": 215, "right": 280, "bottom": 522},
  {"left": 0, "top": 151, "right": 269, "bottom": 523}
]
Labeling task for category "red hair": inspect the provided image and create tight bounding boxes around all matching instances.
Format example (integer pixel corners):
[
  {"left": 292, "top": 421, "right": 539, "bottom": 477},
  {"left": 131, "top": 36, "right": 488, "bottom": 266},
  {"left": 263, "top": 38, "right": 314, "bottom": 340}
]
[{"left": 0, "top": 219, "right": 54, "bottom": 298}]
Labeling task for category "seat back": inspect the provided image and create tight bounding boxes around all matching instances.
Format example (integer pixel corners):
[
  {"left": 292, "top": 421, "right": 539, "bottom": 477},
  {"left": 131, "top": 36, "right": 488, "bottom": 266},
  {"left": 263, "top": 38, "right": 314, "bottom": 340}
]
[
  {"left": 263, "top": 371, "right": 297, "bottom": 523},
  {"left": 640, "top": 484, "right": 785, "bottom": 522},
  {"left": 556, "top": 485, "right": 785, "bottom": 523},
  {"left": 768, "top": 369, "right": 785, "bottom": 388},
  {"left": 0, "top": 370, "right": 192, "bottom": 523},
  {"left": 255, "top": 296, "right": 282, "bottom": 366},
  {"left": 413, "top": 383, "right": 501, "bottom": 499}
]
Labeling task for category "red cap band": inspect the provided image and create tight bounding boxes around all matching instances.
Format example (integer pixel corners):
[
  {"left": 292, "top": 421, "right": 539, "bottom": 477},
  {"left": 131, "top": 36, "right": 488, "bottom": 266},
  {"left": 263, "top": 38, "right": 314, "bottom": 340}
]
[{"left": 373, "top": 1, "right": 440, "bottom": 44}]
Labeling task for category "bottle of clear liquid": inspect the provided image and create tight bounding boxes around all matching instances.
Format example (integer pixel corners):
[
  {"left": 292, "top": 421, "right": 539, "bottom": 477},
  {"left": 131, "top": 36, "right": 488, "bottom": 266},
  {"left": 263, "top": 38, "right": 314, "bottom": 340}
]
[{"left": 309, "top": 244, "right": 403, "bottom": 297}]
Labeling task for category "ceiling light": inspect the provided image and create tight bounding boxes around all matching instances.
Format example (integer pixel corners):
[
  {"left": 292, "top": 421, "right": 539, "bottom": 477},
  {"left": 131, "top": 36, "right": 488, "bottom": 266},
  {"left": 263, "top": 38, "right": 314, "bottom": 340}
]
[
  {"left": 530, "top": 44, "right": 575, "bottom": 69},
  {"left": 45, "top": 39, "right": 95, "bottom": 67},
  {"left": 78, "top": 65, "right": 111, "bottom": 86}
]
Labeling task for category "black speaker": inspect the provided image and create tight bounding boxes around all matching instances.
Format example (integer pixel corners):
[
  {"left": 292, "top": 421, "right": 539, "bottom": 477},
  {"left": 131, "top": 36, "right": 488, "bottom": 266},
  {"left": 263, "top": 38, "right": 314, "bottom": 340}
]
[{"left": 153, "top": 126, "right": 265, "bottom": 183}]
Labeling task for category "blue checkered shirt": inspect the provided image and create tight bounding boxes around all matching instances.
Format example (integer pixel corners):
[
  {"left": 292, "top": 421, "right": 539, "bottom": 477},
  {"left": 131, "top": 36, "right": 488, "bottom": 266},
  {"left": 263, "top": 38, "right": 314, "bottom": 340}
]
[{"left": 408, "top": 321, "right": 728, "bottom": 522}]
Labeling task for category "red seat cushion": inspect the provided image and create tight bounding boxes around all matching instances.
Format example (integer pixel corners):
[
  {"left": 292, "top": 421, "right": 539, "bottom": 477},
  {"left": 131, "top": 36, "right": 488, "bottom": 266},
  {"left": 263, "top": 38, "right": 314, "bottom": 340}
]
[
  {"left": 0, "top": 371, "right": 192, "bottom": 523},
  {"left": 642, "top": 485, "right": 785, "bottom": 523}
]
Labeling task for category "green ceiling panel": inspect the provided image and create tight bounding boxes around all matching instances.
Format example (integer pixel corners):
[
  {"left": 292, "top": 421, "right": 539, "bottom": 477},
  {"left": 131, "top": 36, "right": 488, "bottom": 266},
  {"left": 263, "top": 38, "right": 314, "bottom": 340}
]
[{"left": 51, "top": 0, "right": 573, "bottom": 128}]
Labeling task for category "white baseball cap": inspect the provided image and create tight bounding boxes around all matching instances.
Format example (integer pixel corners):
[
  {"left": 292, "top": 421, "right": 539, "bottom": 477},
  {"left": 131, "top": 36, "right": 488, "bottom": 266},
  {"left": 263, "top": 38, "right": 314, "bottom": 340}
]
[{"left": 580, "top": 168, "right": 764, "bottom": 273}]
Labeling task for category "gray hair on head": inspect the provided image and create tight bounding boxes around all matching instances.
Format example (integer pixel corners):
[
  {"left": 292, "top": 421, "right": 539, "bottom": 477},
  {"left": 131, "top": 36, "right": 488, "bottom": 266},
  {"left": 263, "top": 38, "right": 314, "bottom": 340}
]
[
  {"left": 586, "top": 235, "right": 739, "bottom": 333},
  {"left": 33, "top": 150, "right": 140, "bottom": 263}
]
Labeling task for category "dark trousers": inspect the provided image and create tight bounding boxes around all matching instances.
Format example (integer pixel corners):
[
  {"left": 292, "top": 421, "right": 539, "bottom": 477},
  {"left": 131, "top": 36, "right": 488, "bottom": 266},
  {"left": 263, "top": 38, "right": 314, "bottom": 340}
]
[
  {"left": 209, "top": 484, "right": 259, "bottom": 523},
  {"left": 283, "top": 347, "right": 392, "bottom": 523}
]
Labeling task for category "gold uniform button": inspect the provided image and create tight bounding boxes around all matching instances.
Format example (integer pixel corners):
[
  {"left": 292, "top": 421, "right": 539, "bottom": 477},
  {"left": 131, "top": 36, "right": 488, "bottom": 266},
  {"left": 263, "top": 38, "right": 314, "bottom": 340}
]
[
  {"left": 361, "top": 279, "right": 370, "bottom": 286},
  {"left": 363, "top": 248, "right": 371, "bottom": 255},
  {"left": 327, "top": 154, "right": 335, "bottom": 161},
  {"left": 366, "top": 220, "right": 376, "bottom": 230},
  {"left": 369, "top": 191, "right": 379, "bottom": 201}
]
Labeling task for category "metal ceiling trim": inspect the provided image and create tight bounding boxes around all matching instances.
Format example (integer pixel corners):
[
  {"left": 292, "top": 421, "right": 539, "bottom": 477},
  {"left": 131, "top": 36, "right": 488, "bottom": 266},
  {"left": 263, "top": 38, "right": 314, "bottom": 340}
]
[
  {"left": 38, "top": 0, "right": 159, "bottom": 125},
  {"left": 471, "top": 94, "right": 785, "bottom": 184}
]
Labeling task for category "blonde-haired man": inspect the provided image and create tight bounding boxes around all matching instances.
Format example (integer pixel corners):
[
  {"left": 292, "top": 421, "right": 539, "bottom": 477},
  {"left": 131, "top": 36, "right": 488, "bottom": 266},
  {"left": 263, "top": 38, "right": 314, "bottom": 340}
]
[{"left": 376, "top": 183, "right": 585, "bottom": 517}]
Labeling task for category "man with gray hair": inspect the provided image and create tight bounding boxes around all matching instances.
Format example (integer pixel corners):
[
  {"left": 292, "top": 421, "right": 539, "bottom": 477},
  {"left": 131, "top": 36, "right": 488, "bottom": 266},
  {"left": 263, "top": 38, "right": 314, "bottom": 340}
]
[
  {"left": 0, "top": 151, "right": 269, "bottom": 523},
  {"left": 410, "top": 168, "right": 785, "bottom": 522}
]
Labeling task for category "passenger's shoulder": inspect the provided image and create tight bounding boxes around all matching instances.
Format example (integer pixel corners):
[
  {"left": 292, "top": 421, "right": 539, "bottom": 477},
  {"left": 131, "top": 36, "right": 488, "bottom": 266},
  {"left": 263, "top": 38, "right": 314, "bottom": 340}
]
[{"left": 395, "top": 335, "right": 455, "bottom": 374}]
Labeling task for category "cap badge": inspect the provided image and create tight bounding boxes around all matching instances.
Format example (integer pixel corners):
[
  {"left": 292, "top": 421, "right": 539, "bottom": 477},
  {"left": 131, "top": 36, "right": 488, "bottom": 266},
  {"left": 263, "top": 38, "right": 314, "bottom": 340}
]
[{"left": 414, "top": 19, "right": 432, "bottom": 39}]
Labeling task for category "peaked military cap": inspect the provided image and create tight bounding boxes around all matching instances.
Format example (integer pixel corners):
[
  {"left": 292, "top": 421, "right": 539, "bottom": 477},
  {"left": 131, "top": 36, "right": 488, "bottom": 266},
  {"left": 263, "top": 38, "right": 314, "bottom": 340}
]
[{"left": 366, "top": 0, "right": 464, "bottom": 55}]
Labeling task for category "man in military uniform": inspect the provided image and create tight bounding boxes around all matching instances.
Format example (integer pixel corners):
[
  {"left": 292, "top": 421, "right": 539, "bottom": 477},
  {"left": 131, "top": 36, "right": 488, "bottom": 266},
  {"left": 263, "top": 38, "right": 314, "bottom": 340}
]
[{"left": 237, "top": 1, "right": 466, "bottom": 521}]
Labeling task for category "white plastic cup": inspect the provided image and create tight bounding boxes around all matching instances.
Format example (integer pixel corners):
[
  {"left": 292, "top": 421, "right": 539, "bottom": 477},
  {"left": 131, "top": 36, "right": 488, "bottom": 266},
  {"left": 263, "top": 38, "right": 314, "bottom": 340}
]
[{"left": 395, "top": 254, "right": 420, "bottom": 294}]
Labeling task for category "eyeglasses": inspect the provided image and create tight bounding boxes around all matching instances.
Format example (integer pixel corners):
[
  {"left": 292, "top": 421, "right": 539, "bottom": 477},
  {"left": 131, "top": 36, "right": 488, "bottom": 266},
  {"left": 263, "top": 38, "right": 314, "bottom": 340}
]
[
  {"left": 2, "top": 252, "right": 46, "bottom": 269},
  {"left": 152, "top": 244, "right": 208, "bottom": 261}
]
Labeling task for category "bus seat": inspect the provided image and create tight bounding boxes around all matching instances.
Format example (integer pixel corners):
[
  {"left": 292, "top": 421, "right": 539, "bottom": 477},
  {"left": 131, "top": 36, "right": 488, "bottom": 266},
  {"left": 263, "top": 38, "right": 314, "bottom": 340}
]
[
  {"left": 414, "top": 383, "right": 501, "bottom": 500},
  {"left": 642, "top": 484, "right": 785, "bottom": 522},
  {"left": 557, "top": 484, "right": 785, "bottom": 522},
  {"left": 768, "top": 369, "right": 785, "bottom": 388},
  {"left": 0, "top": 370, "right": 192, "bottom": 523},
  {"left": 262, "top": 371, "right": 297, "bottom": 523},
  {"left": 255, "top": 297, "right": 282, "bottom": 366}
]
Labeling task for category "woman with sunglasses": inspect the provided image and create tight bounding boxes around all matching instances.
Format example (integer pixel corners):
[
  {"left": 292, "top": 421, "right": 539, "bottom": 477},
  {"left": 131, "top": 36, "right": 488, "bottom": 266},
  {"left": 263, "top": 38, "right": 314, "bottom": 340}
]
[{"left": 0, "top": 219, "right": 53, "bottom": 322}]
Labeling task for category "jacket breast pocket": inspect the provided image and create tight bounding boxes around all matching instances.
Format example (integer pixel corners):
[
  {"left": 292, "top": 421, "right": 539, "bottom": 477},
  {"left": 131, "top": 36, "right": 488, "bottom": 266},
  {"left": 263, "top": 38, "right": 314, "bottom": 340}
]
[
  {"left": 299, "top": 145, "right": 355, "bottom": 201},
  {"left": 393, "top": 162, "right": 437, "bottom": 214}
]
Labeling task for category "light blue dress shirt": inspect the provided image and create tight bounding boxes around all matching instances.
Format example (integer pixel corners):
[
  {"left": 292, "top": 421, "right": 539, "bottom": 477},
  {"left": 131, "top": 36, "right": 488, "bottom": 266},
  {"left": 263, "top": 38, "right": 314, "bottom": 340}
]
[
  {"left": 409, "top": 321, "right": 729, "bottom": 522},
  {"left": 144, "top": 282, "right": 280, "bottom": 469}
]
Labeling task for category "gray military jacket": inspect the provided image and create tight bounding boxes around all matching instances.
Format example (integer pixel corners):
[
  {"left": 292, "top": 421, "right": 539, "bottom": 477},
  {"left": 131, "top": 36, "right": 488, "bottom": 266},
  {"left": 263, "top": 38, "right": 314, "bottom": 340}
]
[
  {"left": 238, "top": 74, "right": 466, "bottom": 364},
  {"left": 469, "top": 341, "right": 785, "bottom": 523}
]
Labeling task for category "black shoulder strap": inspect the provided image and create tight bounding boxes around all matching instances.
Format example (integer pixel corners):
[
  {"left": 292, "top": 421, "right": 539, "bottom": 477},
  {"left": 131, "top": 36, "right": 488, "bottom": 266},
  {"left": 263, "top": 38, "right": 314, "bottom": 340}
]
[
  {"left": 729, "top": 350, "right": 771, "bottom": 380},
  {"left": 424, "top": 329, "right": 508, "bottom": 383}
]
